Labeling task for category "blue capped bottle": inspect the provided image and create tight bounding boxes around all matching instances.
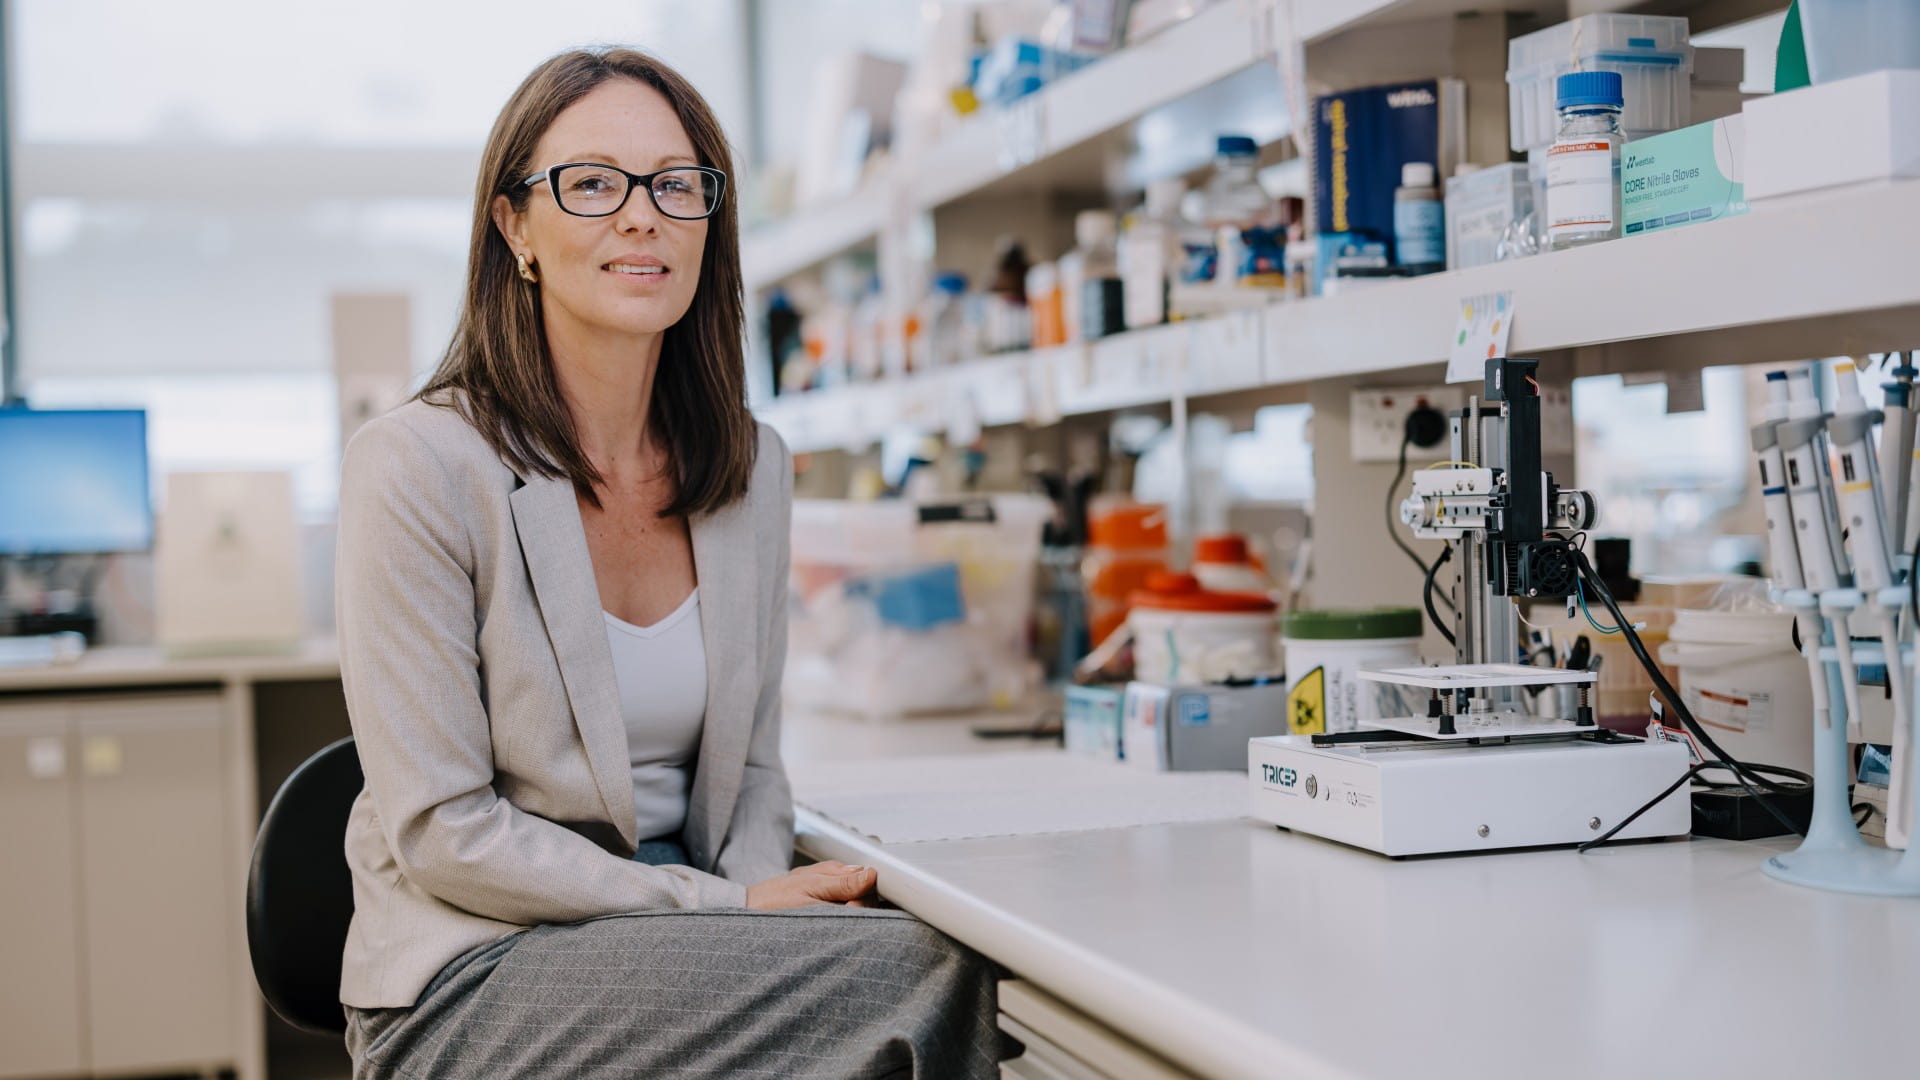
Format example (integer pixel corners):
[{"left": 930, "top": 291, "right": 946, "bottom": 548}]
[{"left": 1546, "top": 70, "right": 1625, "bottom": 250}]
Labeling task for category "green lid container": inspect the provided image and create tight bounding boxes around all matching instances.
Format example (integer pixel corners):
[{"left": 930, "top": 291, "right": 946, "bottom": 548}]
[{"left": 1281, "top": 607, "right": 1423, "bottom": 641}]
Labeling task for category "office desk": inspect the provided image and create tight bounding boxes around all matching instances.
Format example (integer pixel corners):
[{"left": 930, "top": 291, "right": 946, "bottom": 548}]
[
  {"left": 0, "top": 641, "right": 346, "bottom": 1080},
  {"left": 795, "top": 779, "right": 1920, "bottom": 1080},
  {"left": 0, "top": 641, "right": 342, "bottom": 693}
]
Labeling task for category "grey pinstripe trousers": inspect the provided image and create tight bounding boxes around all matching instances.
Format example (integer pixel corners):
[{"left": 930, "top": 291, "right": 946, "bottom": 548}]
[{"left": 343, "top": 904, "right": 1009, "bottom": 1078}]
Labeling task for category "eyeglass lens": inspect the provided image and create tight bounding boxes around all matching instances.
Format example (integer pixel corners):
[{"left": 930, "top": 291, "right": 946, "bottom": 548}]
[{"left": 553, "top": 165, "right": 718, "bottom": 218}]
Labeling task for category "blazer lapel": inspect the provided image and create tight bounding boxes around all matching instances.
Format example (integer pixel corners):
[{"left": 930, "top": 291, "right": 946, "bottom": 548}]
[
  {"left": 684, "top": 497, "right": 758, "bottom": 868},
  {"left": 509, "top": 474, "right": 639, "bottom": 848}
]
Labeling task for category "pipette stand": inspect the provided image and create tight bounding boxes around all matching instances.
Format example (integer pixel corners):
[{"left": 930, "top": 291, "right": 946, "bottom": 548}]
[{"left": 1762, "top": 587, "right": 1920, "bottom": 895}]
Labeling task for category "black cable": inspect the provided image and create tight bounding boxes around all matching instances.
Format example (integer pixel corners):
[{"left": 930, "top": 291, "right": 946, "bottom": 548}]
[
  {"left": 1424, "top": 543, "right": 1456, "bottom": 647},
  {"left": 1572, "top": 549, "right": 1806, "bottom": 841},
  {"left": 1854, "top": 801, "right": 1876, "bottom": 828},
  {"left": 1692, "top": 763, "right": 1812, "bottom": 789},
  {"left": 1578, "top": 762, "right": 1810, "bottom": 852},
  {"left": 1388, "top": 433, "right": 1454, "bottom": 612},
  {"left": 1575, "top": 549, "right": 1796, "bottom": 793},
  {"left": 1579, "top": 764, "right": 1704, "bottom": 852}
]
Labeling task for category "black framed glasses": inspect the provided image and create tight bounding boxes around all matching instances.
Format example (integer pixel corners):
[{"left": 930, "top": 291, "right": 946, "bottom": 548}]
[{"left": 521, "top": 163, "right": 727, "bottom": 220}]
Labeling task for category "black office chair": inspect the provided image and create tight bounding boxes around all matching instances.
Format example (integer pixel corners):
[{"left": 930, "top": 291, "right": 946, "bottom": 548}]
[{"left": 247, "top": 736, "right": 362, "bottom": 1035}]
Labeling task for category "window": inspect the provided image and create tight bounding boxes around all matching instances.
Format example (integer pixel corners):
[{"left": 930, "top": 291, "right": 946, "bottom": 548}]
[
  {"left": 1571, "top": 366, "right": 1756, "bottom": 574},
  {"left": 10, "top": 0, "right": 751, "bottom": 515}
]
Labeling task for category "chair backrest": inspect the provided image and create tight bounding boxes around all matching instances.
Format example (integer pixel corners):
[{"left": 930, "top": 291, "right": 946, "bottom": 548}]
[{"left": 247, "top": 735, "right": 362, "bottom": 1035}]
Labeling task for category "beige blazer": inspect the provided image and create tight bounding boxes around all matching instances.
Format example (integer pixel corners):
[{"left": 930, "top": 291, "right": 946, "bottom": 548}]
[{"left": 333, "top": 395, "right": 794, "bottom": 1008}]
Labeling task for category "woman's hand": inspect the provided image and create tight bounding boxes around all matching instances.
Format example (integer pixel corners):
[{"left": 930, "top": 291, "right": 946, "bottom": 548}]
[{"left": 745, "top": 861, "right": 879, "bottom": 910}]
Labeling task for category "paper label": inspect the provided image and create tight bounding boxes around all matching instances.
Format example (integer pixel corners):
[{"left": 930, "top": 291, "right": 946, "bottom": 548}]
[
  {"left": 1178, "top": 694, "right": 1213, "bottom": 727},
  {"left": 1546, "top": 139, "right": 1617, "bottom": 238},
  {"left": 1649, "top": 722, "right": 1705, "bottom": 766},
  {"left": 1447, "top": 291, "right": 1516, "bottom": 383},
  {"left": 1688, "top": 686, "right": 1773, "bottom": 734}
]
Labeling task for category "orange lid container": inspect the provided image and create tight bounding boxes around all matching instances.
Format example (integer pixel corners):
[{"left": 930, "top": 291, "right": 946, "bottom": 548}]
[
  {"left": 1193, "top": 535, "right": 1249, "bottom": 565},
  {"left": 1087, "top": 505, "right": 1167, "bottom": 549},
  {"left": 1129, "top": 571, "right": 1276, "bottom": 613}
]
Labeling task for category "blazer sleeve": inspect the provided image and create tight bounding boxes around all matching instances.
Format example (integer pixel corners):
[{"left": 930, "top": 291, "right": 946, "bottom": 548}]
[
  {"left": 336, "top": 416, "right": 748, "bottom": 924},
  {"left": 713, "top": 429, "right": 797, "bottom": 885}
]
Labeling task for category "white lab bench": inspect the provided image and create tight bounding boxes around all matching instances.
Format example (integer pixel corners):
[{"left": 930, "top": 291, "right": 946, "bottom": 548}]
[
  {"left": 9, "top": 649, "right": 1908, "bottom": 1080},
  {"left": 795, "top": 781, "right": 1920, "bottom": 1080}
]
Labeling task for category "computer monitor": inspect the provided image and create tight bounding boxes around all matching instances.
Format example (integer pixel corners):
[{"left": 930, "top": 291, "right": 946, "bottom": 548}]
[{"left": 0, "top": 408, "right": 153, "bottom": 555}]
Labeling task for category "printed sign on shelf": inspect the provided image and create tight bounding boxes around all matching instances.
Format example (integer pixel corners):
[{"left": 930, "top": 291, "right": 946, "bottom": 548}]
[{"left": 1446, "top": 291, "right": 1516, "bottom": 384}]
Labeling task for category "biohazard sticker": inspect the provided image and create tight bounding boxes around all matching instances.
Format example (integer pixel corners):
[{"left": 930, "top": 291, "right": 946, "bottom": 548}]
[{"left": 1289, "top": 666, "right": 1326, "bottom": 735}]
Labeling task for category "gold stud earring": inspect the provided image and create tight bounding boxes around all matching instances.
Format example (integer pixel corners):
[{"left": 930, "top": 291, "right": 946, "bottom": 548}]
[{"left": 516, "top": 252, "right": 539, "bottom": 284}]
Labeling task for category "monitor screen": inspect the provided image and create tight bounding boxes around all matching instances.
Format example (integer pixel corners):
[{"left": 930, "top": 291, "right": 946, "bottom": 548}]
[{"left": 0, "top": 408, "right": 153, "bottom": 555}]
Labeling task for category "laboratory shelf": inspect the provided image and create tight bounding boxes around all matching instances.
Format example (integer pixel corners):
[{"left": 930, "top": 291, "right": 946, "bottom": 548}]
[
  {"left": 757, "top": 182, "right": 1920, "bottom": 455},
  {"left": 1265, "top": 181, "right": 1920, "bottom": 387},
  {"left": 739, "top": 175, "right": 890, "bottom": 288},
  {"left": 744, "top": 0, "right": 1328, "bottom": 284},
  {"left": 909, "top": 0, "right": 1275, "bottom": 213},
  {"left": 737, "top": 0, "right": 1779, "bottom": 286}
]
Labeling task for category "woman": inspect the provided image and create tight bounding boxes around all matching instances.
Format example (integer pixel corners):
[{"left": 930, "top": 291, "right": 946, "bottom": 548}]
[{"left": 335, "top": 48, "right": 1004, "bottom": 1077}]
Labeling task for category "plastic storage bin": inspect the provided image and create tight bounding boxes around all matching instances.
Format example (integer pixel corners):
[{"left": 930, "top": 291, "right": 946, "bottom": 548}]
[
  {"left": 1507, "top": 14, "right": 1694, "bottom": 152},
  {"left": 785, "top": 495, "right": 1050, "bottom": 717}
]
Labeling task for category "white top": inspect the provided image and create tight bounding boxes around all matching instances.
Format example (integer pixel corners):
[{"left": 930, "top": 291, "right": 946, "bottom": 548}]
[{"left": 604, "top": 591, "right": 706, "bottom": 842}]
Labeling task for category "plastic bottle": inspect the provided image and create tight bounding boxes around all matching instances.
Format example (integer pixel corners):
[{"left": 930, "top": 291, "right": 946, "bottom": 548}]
[
  {"left": 1546, "top": 71, "right": 1625, "bottom": 250},
  {"left": 1238, "top": 196, "right": 1300, "bottom": 290},
  {"left": 1121, "top": 179, "right": 1184, "bottom": 329},
  {"left": 1056, "top": 245, "right": 1085, "bottom": 345},
  {"left": 1074, "top": 210, "right": 1125, "bottom": 341},
  {"left": 764, "top": 289, "right": 803, "bottom": 396},
  {"left": 1026, "top": 260, "right": 1064, "bottom": 348},
  {"left": 1184, "top": 135, "right": 1273, "bottom": 283},
  {"left": 1283, "top": 233, "right": 1318, "bottom": 299},
  {"left": 848, "top": 275, "right": 885, "bottom": 381},
  {"left": 924, "top": 272, "right": 971, "bottom": 369},
  {"left": 1393, "top": 162, "right": 1445, "bottom": 270},
  {"left": 984, "top": 237, "right": 1032, "bottom": 353}
]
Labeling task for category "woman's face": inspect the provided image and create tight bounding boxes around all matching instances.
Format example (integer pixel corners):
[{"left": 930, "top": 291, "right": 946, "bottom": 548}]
[{"left": 495, "top": 78, "right": 708, "bottom": 346}]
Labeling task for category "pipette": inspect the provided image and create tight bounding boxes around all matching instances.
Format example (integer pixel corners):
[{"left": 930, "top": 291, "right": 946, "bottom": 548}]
[
  {"left": 1831, "top": 361, "right": 1909, "bottom": 769},
  {"left": 1778, "top": 367, "right": 1865, "bottom": 730},
  {"left": 1756, "top": 372, "right": 1834, "bottom": 749},
  {"left": 1880, "top": 356, "right": 1916, "bottom": 553}
]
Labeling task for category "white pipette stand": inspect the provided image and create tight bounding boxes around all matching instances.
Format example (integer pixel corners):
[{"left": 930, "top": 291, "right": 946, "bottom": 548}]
[
  {"left": 1763, "top": 361, "right": 1920, "bottom": 894},
  {"left": 1766, "top": 587, "right": 1920, "bottom": 894}
]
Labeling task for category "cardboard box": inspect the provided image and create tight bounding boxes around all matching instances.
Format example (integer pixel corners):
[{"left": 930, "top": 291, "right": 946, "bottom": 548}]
[
  {"left": 1064, "top": 683, "right": 1126, "bottom": 761},
  {"left": 1743, "top": 69, "right": 1920, "bottom": 203},
  {"left": 1122, "top": 680, "right": 1289, "bottom": 772},
  {"left": 1622, "top": 115, "right": 1749, "bottom": 237}
]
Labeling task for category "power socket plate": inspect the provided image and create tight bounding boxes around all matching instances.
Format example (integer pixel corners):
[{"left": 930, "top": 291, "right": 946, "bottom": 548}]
[{"left": 1350, "top": 386, "right": 1466, "bottom": 463}]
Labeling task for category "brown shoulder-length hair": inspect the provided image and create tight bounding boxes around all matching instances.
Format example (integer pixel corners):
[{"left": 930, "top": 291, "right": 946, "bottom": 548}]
[{"left": 418, "top": 47, "right": 754, "bottom": 516}]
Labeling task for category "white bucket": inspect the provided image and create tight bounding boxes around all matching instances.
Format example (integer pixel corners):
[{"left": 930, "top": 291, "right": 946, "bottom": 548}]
[
  {"left": 1130, "top": 607, "right": 1278, "bottom": 684},
  {"left": 1281, "top": 635, "right": 1423, "bottom": 735},
  {"left": 1659, "top": 609, "right": 1813, "bottom": 774}
]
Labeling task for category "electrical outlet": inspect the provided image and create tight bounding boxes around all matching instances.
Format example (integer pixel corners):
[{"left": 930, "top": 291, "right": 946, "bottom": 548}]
[{"left": 1350, "top": 386, "right": 1466, "bottom": 463}]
